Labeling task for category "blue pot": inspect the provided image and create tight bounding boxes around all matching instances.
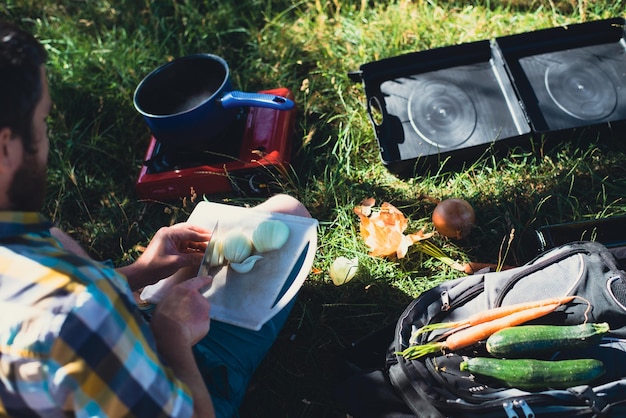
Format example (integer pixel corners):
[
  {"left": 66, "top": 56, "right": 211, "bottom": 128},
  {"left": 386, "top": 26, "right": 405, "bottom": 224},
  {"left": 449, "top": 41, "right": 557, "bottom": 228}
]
[{"left": 133, "top": 54, "right": 294, "bottom": 147}]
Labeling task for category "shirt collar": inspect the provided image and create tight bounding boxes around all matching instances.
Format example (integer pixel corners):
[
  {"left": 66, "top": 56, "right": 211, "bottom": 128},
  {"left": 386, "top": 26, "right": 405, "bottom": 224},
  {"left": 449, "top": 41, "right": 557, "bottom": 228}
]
[{"left": 0, "top": 212, "right": 54, "bottom": 239}]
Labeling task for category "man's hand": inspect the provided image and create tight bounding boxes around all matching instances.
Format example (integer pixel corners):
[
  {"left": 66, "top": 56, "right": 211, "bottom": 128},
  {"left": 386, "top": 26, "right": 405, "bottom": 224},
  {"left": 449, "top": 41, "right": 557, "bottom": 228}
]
[
  {"left": 151, "top": 275, "right": 213, "bottom": 345},
  {"left": 139, "top": 223, "right": 211, "bottom": 277},
  {"left": 120, "top": 223, "right": 212, "bottom": 290},
  {"left": 150, "top": 275, "right": 216, "bottom": 418}
]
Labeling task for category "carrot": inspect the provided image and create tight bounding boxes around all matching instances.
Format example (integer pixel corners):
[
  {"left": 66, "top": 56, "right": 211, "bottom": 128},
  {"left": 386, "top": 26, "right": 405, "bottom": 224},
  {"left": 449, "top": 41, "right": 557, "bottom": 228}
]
[
  {"left": 399, "top": 302, "right": 562, "bottom": 359},
  {"left": 464, "top": 296, "right": 574, "bottom": 327},
  {"left": 410, "top": 296, "right": 575, "bottom": 342},
  {"left": 463, "top": 261, "right": 516, "bottom": 275}
]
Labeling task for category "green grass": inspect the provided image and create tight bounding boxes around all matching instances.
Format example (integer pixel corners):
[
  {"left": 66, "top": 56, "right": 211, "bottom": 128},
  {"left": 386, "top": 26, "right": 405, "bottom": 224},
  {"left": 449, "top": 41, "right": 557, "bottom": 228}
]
[{"left": 3, "top": 0, "right": 626, "bottom": 416}]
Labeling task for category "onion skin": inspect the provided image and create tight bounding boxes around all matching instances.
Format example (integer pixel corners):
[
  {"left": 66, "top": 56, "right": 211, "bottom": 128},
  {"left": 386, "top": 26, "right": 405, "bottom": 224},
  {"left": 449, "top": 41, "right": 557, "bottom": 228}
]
[{"left": 432, "top": 198, "right": 476, "bottom": 239}]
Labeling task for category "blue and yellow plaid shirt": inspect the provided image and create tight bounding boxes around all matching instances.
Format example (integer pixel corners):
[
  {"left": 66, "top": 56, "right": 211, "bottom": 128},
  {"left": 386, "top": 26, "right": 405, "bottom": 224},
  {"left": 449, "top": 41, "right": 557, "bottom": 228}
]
[{"left": 0, "top": 212, "right": 194, "bottom": 417}]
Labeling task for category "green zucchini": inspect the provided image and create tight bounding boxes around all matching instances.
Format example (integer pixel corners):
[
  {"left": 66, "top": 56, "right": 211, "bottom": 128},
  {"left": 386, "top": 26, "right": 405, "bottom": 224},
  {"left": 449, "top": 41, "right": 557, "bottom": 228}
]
[
  {"left": 486, "top": 322, "right": 610, "bottom": 358},
  {"left": 460, "top": 357, "right": 605, "bottom": 390}
]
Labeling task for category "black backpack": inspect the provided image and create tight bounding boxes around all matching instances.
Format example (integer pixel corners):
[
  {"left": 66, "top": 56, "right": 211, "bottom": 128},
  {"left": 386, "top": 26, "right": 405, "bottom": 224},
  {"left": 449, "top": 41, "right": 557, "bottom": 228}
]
[{"left": 335, "top": 241, "right": 626, "bottom": 418}]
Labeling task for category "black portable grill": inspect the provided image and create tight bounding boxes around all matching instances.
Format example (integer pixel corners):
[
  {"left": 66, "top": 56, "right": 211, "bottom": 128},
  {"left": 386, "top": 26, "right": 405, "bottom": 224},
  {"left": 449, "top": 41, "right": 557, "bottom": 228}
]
[{"left": 349, "top": 17, "right": 626, "bottom": 176}]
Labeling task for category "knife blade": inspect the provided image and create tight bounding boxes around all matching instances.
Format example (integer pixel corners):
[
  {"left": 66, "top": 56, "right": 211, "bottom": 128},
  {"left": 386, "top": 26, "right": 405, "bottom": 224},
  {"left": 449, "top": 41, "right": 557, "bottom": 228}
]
[{"left": 198, "top": 221, "right": 220, "bottom": 292}]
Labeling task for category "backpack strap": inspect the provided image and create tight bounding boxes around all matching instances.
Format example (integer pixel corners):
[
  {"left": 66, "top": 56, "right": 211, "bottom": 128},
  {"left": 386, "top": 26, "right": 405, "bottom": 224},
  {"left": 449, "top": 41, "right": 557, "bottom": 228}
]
[
  {"left": 567, "top": 386, "right": 610, "bottom": 417},
  {"left": 387, "top": 362, "right": 446, "bottom": 418}
]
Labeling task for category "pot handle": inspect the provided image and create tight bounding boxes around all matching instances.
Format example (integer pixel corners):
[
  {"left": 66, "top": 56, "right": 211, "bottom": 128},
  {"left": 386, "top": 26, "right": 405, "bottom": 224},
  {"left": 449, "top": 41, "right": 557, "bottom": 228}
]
[{"left": 220, "top": 91, "right": 295, "bottom": 110}]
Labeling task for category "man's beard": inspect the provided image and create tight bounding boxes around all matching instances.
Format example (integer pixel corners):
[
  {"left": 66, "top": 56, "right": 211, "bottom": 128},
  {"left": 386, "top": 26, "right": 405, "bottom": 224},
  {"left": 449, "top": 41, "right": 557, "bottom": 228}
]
[{"left": 8, "top": 153, "right": 47, "bottom": 212}]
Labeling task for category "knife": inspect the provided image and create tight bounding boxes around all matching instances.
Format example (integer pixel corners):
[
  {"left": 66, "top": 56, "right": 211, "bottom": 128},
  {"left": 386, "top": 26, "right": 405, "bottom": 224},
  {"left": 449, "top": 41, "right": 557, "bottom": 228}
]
[{"left": 198, "top": 221, "right": 220, "bottom": 292}]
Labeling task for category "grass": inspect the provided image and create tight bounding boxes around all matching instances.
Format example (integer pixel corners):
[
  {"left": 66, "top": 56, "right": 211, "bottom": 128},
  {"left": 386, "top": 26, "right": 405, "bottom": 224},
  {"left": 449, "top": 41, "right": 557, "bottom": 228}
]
[{"left": 3, "top": 0, "right": 626, "bottom": 416}]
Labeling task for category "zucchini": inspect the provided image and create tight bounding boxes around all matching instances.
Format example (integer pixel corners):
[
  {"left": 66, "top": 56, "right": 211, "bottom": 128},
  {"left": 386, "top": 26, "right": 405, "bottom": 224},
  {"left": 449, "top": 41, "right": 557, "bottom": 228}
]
[
  {"left": 460, "top": 357, "right": 605, "bottom": 390},
  {"left": 486, "top": 322, "right": 609, "bottom": 358}
]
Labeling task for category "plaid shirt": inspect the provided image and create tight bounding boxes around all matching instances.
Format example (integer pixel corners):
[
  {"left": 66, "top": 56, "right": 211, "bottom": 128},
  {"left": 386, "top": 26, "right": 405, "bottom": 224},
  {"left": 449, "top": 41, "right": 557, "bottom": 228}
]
[{"left": 0, "top": 212, "right": 193, "bottom": 417}]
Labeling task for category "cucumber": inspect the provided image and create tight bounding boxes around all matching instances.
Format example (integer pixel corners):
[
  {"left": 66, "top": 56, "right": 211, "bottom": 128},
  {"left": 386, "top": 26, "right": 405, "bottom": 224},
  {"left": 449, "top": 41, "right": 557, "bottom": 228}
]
[
  {"left": 460, "top": 357, "right": 605, "bottom": 390},
  {"left": 486, "top": 322, "right": 610, "bottom": 358}
]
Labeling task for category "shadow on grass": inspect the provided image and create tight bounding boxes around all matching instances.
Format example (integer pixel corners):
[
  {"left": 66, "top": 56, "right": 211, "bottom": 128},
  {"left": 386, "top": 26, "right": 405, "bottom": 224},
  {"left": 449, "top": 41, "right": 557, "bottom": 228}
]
[{"left": 240, "top": 278, "right": 414, "bottom": 417}]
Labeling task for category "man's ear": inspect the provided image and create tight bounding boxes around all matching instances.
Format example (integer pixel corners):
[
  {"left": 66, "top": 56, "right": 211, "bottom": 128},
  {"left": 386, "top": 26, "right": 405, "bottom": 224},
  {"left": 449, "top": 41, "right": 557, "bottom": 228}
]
[{"left": 0, "top": 127, "right": 20, "bottom": 173}]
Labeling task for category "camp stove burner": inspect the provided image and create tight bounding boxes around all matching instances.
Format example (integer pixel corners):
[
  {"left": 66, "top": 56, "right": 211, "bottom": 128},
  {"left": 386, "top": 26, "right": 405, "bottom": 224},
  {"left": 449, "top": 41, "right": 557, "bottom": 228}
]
[
  {"left": 144, "top": 111, "right": 245, "bottom": 173},
  {"left": 355, "top": 41, "right": 530, "bottom": 174},
  {"left": 135, "top": 87, "right": 295, "bottom": 200},
  {"left": 545, "top": 58, "right": 617, "bottom": 121},
  {"left": 512, "top": 44, "right": 626, "bottom": 131},
  {"left": 350, "top": 17, "right": 626, "bottom": 176},
  {"left": 407, "top": 80, "right": 478, "bottom": 148}
]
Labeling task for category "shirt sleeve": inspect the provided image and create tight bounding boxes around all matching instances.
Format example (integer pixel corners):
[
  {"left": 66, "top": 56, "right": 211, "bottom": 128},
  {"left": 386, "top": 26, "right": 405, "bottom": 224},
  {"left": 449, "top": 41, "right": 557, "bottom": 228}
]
[{"left": 48, "top": 276, "right": 194, "bottom": 418}]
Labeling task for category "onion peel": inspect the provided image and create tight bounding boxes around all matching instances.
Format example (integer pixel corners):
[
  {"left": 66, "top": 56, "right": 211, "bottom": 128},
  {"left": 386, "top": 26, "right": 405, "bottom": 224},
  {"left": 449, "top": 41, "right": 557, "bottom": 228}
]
[{"left": 354, "top": 199, "right": 434, "bottom": 258}]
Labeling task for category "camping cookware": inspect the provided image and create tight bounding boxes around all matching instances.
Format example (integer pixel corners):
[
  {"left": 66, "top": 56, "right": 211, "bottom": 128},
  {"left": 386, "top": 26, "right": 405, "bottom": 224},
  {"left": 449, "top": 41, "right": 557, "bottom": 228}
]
[{"left": 133, "top": 53, "right": 294, "bottom": 147}]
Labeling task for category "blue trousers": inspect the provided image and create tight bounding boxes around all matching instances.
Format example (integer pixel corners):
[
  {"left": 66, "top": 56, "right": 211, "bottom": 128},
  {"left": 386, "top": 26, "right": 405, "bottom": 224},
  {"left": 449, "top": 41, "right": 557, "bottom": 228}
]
[
  {"left": 192, "top": 245, "right": 308, "bottom": 417},
  {"left": 192, "top": 297, "right": 295, "bottom": 418}
]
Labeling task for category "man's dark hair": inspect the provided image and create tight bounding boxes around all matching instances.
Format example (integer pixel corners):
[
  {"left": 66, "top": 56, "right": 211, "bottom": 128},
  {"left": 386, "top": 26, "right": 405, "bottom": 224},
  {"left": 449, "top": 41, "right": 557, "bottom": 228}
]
[{"left": 0, "top": 20, "right": 48, "bottom": 154}]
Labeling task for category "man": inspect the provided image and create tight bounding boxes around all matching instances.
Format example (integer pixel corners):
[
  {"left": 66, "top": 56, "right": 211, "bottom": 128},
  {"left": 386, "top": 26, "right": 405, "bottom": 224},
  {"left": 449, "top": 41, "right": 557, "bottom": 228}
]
[{"left": 0, "top": 20, "right": 310, "bottom": 417}]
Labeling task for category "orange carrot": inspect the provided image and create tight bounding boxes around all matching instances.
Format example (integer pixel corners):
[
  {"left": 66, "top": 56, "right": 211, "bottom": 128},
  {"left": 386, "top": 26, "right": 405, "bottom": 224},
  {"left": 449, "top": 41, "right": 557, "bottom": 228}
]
[
  {"left": 463, "top": 262, "right": 516, "bottom": 274},
  {"left": 400, "top": 302, "right": 562, "bottom": 359},
  {"left": 410, "top": 296, "right": 575, "bottom": 341},
  {"left": 445, "top": 303, "right": 560, "bottom": 349},
  {"left": 464, "top": 296, "right": 575, "bottom": 327}
]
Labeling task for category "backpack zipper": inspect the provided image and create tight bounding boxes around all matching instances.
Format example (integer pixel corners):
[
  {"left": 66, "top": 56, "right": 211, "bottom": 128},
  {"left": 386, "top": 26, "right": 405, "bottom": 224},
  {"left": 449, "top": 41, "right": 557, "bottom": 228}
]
[
  {"left": 441, "top": 394, "right": 589, "bottom": 418},
  {"left": 440, "top": 290, "right": 451, "bottom": 311},
  {"left": 436, "top": 283, "right": 484, "bottom": 318},
  {"left": 514, "top": 399, "right": 535, "bottom": 417},
  {"left": 413, "top": 284, "right": 485, "bottom": 345},
  {"left": 502, "top": 400, "right": 520, "bottom": 418},
  {"left": 503, "top": 399, "right": 534, "bottom": 418}
]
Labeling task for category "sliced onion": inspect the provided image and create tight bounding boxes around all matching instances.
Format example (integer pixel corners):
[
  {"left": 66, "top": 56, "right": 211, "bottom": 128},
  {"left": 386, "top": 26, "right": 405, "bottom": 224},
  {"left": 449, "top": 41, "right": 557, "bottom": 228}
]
[
  {"left": 221, "top": 230, "right": 253, "bottom": 263},
  {"left": 230, "top": 255, "right": 264, "bottom": 273},
  {"left": 251, "top": 220, "right": 290, "bottom": 253}
]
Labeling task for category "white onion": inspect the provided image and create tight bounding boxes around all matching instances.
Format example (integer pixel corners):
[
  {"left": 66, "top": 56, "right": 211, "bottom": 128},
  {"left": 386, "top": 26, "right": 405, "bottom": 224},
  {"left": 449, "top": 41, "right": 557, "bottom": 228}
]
[
  {"left": 230, "top": 255, "right": 264, "bottom": 273},
  {"left": 252, "top": 220, "right": 290, "bottom": 253},
  {"left": 221, "top": 230, "right": 253, "bottom": 263}
]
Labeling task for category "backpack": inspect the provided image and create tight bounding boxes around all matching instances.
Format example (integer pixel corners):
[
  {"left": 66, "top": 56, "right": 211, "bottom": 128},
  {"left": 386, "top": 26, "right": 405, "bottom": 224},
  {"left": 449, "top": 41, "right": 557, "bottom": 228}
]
[{"left": 334, "top": 241, "right": 626, "bottom": 418}]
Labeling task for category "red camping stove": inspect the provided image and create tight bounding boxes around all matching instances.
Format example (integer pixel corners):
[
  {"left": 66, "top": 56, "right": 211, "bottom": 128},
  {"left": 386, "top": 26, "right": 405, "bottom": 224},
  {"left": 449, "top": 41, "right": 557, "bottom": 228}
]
[{"left": 135, "top": 87, "right": 296, "bottom": 201}]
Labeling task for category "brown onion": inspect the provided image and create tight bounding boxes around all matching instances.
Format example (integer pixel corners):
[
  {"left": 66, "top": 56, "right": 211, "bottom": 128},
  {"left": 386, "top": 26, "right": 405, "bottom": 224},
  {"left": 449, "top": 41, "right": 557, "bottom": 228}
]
[{"left": 432, "top": 198, "right": 476, "bottom": 239}]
